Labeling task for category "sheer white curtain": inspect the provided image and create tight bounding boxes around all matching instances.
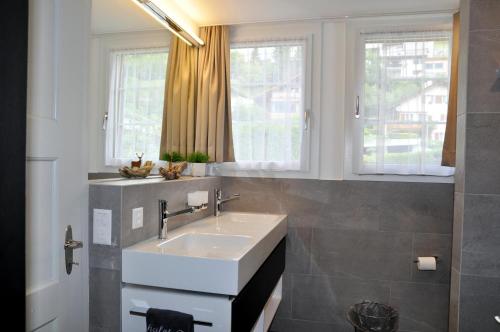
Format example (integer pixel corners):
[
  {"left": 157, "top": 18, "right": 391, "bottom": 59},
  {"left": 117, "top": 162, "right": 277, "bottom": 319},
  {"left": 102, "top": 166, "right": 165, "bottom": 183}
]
[
  {"left": 230, "top": 39, "right": 307, "bottom": 171},
  {"left": 355, "top": 30, "right": 454, "bottom": 176}
]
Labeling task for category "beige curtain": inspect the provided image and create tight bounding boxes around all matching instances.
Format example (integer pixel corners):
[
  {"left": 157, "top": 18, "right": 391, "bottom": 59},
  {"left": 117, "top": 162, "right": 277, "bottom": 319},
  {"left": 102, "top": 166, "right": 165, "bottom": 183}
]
[
  {"left": 195, "top": 26, "right": 234, "bottom": 162},
  {"left": 442, "top": 12, "right": 460, "bottom": 167},
  {"left": 160, "top": 25, "right": 235, "bottom": 162},
  {"left": 159, "top": 34, "right": 198, "bottom": 159}
]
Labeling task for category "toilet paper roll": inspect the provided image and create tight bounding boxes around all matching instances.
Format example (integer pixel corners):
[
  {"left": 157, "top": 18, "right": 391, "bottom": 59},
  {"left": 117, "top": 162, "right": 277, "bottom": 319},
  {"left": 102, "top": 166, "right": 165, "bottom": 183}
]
[{"left": 417, "top": 257, "right": 437, "bottom": 271}]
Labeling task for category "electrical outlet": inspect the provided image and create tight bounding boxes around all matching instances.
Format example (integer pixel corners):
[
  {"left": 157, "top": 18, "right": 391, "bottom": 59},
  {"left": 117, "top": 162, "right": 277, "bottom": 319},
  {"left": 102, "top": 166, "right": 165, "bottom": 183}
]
[{"left": 132, "top": 207, "right": 143, "bottom": 230}]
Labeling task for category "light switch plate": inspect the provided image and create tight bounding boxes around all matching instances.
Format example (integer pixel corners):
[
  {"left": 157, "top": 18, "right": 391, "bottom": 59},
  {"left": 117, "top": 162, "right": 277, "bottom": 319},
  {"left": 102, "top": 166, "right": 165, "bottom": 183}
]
[
  {"left": 93, "top": 209, "right": 112, "bottom": 245},
  {"left": 132, "top": 207, "right": 143, "bottom": 230}
]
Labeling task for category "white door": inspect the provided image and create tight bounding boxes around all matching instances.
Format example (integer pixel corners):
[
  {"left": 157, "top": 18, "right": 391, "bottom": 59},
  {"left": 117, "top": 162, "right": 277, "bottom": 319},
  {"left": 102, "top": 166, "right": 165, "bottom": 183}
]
[{"left": 26, "top": 0, "right": 90, "bottom": 331}]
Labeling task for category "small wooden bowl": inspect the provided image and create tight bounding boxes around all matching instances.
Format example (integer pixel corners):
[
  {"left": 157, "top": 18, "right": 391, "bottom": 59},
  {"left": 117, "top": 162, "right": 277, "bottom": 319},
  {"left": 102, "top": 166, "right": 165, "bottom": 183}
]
[{"left": 119, "top": 161, "right": 154, "bottom": 178}]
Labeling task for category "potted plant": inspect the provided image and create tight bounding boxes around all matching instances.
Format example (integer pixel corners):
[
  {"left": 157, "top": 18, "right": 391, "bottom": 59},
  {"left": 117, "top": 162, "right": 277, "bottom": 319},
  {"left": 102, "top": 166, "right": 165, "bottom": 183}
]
[
  {"left": 187, "top": 151, "right": 210, "bottom": 177},
  {"left": 161, "top": 151, "right": 185, "bottom": 164}
]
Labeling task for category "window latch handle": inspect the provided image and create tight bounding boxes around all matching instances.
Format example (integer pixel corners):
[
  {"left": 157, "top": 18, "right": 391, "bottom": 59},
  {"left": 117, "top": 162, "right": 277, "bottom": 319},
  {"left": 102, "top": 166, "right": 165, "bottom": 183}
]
[
  {"left": 355, "top": 96, "right": 360, "bottom": 119},
  {"left": 304, "top": 110, "right": 310, "bottom": 131},
  {"left": 102, "top": 112, "right": 108, "bottom": 130}
]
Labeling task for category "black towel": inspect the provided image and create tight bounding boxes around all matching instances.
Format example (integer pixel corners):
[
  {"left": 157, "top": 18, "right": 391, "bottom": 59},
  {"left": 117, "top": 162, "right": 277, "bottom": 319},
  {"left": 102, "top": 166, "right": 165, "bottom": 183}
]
[{"left": 146, "top": 308, "right": 194, "bottom": 332}]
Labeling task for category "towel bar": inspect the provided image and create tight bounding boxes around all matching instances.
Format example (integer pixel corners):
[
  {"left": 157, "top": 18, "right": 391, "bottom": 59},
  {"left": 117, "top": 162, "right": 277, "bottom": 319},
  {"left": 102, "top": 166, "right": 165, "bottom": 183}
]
[{"left": 129, "top": 310, "right": 213, "bottom": 327}]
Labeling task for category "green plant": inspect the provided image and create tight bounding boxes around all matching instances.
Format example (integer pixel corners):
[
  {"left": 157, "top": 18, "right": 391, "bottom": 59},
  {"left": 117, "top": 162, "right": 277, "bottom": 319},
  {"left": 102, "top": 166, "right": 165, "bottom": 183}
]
[
  {"left": 187, "top": 151, "right": 210, "bottom": 163},
  {"left": 162, "top": 151, "right": 185, "bottom": 162}
]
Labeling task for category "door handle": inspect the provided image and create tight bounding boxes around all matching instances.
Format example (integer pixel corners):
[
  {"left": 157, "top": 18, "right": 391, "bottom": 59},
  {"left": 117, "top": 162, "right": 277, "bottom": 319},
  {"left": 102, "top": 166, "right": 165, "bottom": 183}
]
[
  {"left": 495, "top": 316, "right": 500, "bottom": 324},
  {"left": 64, "top": 239, "right": 83, "bottom": 250},
  {"left": 64, "top": 225, "right": 83, "bottom": 275}
]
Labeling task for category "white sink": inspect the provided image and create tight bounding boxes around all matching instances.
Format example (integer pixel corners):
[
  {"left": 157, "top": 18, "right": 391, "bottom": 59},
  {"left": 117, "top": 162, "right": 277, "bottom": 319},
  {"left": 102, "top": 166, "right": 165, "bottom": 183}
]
[
  {"left": 158, "top": 233, "right": 252, "bottom": 258},
  {"left": 122, "top": 212, "right": 287, "bottom": 295}
]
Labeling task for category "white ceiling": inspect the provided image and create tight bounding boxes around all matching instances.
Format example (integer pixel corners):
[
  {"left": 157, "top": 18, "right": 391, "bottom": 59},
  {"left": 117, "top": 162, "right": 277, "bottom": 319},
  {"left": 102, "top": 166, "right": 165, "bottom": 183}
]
[
  {"left": 91, "top": 0, "right": 161, "bottom": 34},
  {"left": 181, "top": 0, "right": 459, "bottom": 26},
  {"left": 91, "top": 0, "right": 459, "bottom": 34}
]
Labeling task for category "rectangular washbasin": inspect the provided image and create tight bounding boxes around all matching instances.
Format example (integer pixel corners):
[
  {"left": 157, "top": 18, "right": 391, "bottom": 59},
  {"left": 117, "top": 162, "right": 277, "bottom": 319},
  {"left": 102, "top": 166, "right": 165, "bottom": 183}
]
[
  {"left": 158, "top": 233, "right": 252, "bottom": 258},
  {"left": 122, "top": 212, "right": 287, "bottom": 295}
]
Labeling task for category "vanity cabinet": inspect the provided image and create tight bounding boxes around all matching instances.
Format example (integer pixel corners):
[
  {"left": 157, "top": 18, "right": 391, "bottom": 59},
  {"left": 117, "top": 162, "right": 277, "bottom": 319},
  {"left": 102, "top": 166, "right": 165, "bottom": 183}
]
[{"left": 121, "top": 238, "right": 286, "bottom": 332}]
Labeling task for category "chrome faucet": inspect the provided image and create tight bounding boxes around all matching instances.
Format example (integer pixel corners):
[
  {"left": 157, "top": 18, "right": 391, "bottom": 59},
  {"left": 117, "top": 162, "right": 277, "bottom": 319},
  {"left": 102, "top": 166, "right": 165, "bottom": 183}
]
[
  {"left": 158, "top": 200, "right": 199, "bottom": 239},
  {"left": 214, "top": 188, "right": 240, "bottom": 216}
]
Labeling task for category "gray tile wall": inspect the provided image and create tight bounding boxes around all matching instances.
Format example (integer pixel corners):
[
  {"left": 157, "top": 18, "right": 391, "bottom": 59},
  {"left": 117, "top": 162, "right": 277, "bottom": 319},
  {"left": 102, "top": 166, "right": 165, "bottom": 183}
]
[
  {"left": 88, "top": 173, "right": 122, "bottom": 180},
  {"left": 88, "top": 177, "right": 222, "bottom": 332},
  {"left": 221, "top": 177, "right": 454, "bottom": 332},
  {"left": 449, "top": 0, "right": 500, "bottom": 331}
]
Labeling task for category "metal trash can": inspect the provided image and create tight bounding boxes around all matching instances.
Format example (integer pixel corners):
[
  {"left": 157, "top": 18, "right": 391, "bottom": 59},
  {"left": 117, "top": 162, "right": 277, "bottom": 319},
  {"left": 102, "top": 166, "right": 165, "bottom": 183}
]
[{"left": 346, "top": 301, "right": 399, "bottom": 332}]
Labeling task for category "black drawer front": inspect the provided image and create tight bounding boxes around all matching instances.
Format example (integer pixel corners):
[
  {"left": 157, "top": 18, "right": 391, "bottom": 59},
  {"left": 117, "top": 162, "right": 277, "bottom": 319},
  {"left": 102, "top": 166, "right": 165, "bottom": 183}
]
[{"left": 231, "top": 237, "right": 286, "bottom": 332}]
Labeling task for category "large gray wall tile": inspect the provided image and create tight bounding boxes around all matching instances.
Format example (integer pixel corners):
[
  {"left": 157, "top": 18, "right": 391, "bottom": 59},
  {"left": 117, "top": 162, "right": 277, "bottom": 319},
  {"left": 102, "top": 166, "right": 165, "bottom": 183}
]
[
  {"left": 270, "top": 317, "right": 352, "bottom": 332},
  {"left": 379, "top": 182, "right": 454, "bottom": 234},
  {"left": 89, "top": 245, "right": 122, "bottom": 271},
  {"left": 448, "top": 268, "right": 460, "bottom": 332},
  {"left": 390, "top": 282, "right": 450, "bottom": 332},
  {"left": 89, "top": 268, "right": 121, "bottom": 332},
  {"left": 469, "top": 0, "right": 500, "bottom": 31},
  {"left": 220, "top": 177, "right": 284, "bottom": 214},
  {"left": 459, "top": 195, "right": 500, "bottom": 280},
  {"left": 291, "top": 274, "right": 390, "bottom": 325},
  {"left": 311, "top": 228, "right": 412, "bottom": 281},
  {"left": 461, "top": 194, "right": 500, "bottom": 277},
  {"left": 281, "top": 180, "right": 381, "bottom": 231},
  {"left": 459, "top": 275, "right": 500, "bottom": 331},
  {"left": 285, "top": 227, "right": 312, "bottom": 274},
  {"left": 88, "top": 173, "right": 121, "bottom": 180},
  {"left": 452, "top": 193, "right": 464, "bottom": 271},
  {"left": 465, "top": 114, "right": 500, "bottom": 195},
  {"left": 462, "top": 194, "right": 500, "bottom": 253},
  {"left": 466, "top": 30, "right": 500, "bottom": 114}
]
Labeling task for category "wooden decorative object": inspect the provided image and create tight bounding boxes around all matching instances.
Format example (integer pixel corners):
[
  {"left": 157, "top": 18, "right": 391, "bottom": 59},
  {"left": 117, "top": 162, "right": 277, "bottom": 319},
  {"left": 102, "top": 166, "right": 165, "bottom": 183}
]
[
  {"left": 131, "top": 152, "right": 144, "bottom": 168},
  {"left": 159, "top": 161, "right": 187, "bottom": 180},
  {"left": 119, "top": 160, "right": 154, "bottom": 178}
]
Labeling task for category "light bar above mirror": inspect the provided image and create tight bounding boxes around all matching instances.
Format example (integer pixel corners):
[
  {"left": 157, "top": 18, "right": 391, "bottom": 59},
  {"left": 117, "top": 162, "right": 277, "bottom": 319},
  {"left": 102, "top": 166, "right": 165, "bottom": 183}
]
[{"left": 131, "top": 0, "right": 205, "bottom": 47}]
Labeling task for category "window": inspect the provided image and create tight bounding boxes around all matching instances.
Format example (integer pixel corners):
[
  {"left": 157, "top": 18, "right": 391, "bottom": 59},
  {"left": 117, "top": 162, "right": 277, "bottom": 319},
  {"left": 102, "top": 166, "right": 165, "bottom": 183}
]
[
  {"left": 230, "top": 40, "right": 308, "bottom": 171},
  {"left": 355, "top": 30, "right": 453, "bottom": 176},
  {"left": 105, "top": 48, "right": 168, "bottom": 166}
]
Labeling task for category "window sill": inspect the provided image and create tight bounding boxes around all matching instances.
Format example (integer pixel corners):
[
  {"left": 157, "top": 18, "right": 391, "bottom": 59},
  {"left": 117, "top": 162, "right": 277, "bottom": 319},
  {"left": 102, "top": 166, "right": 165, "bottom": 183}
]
[
  {"left": 344, "top": 172, "right": 455, "bottom": 184},
  {"left": 211, "top": 163, "right": 317, "bottom": 179}
]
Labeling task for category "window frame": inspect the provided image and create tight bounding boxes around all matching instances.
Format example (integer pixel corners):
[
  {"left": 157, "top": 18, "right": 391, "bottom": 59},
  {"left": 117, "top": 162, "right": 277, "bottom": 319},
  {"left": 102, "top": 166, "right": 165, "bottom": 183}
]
[
  {"left": 229, "top": 38, "right": 311, "bottom": 172},
  {"left": 215, "top": 22, "right": 321, "bottom": 178},
  {"left": 88, "top": 31, "right": 170, "bottom": 173},
  {"left": 105, "top": 47, "right": 168, "bottom": 167},
  {"left": 343, "top": 15, "right": 455, "bottom": 183}
]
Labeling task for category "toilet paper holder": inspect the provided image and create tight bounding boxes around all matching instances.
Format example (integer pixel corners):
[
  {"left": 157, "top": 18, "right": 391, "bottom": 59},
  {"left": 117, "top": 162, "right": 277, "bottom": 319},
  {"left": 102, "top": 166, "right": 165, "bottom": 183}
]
[{"left": 413, "top": 256, "right": 439, "bottom": 263}]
